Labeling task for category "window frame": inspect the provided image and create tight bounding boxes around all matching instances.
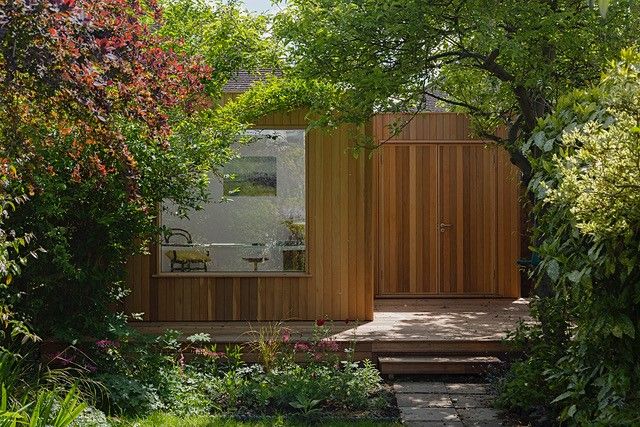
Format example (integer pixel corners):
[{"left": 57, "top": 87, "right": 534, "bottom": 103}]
[{"left": 154, "top": 125, "right": 310, "bottom": 278}]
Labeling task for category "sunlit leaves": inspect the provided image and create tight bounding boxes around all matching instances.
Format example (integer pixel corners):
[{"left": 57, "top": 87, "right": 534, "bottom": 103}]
[{"left": 520, "top": 49, "right": 640, "bottom": 423}]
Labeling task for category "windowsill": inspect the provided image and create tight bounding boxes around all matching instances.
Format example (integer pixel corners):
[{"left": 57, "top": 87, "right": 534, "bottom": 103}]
[{"left": 153, "top": 272, "right": 312, "bottom": 279}]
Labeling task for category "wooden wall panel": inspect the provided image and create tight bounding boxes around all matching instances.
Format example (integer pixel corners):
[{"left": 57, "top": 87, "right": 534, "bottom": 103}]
[
  {"left": 496, "top": 149, "right": 522, "bottom": 297},
  {"left": 373, "top": 113, "right": 477, "bottom": 142},
  {"left": 125, "top": 110, "right": 374, "bottom": 322},
  {"left": 125, "top": 111, "right": 522, "bottom": 324},
  {"left": 439, "top": 145, "right": 497, "bottom": 295}
]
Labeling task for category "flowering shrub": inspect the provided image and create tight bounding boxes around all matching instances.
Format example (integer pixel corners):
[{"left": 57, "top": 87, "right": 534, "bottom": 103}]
[{"left": 0, "top": 0, "right": 271, "bottom": 342}]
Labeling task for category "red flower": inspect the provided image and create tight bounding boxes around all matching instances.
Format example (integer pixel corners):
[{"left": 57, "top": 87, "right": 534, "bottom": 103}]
[{"left": 316, "top": 318, "right": 326, "bottom": 327}]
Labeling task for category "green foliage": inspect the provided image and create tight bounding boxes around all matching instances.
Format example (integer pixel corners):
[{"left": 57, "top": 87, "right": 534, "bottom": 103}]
[
  {"left": 0, "top": 185, "right": 40, "bottom": 348},
  {"left": 111, "top": 412, "right": 399, "bottom": 427},
  {"left": 201, "top": 323, "right": 386, "bottom": 421},
  {"left": 0, "top": 0, "right": 277, "bottom": 343},
  {"left": 498, "top": 49, "right": 640, "bottom": 425},
  {"left": 159, "top": 0, "right": 280, "bottom": 93},
  {"left": 207, "top": 359, "right": 385, "bottom": 420},
  {"left": 256, "top": 0, "right": 640, "bottom": 178},
  {"left": 97, "top": 374, "right": 163, "bottom": 417},
  {"left": 78, "top": 323, "right": 389, "bottom": 422},
  {"left": 0, "top": 384, "right": 86, "bottom": 427},
  {"left": 0, "top": 351, "right": 91, "bottom": 427}
]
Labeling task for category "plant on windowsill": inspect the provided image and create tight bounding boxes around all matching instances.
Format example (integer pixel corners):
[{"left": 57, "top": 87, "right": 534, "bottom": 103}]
[{"left": 282, "top": 218, "right": 305, "bottom": 245}]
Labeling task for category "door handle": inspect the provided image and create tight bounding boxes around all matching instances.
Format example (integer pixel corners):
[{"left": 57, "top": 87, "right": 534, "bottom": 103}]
[{"left": 440, "top": 223, "right": 452, "bottom": 232}]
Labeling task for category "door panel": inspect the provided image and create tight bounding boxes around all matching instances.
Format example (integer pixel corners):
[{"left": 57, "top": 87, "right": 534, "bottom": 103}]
[
  {"left": 378, "top": 145, "right": 439, "bottom": 295},
  {"left": 377, "top": 142, "right": 503, "bottom": 297},
  {"left": 438, "top": 145, "right": 497, "bottom": 295}
]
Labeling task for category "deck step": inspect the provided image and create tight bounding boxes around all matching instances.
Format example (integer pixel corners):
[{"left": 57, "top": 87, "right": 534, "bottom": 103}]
[
  {"left": 372, "top": 340, "right": 509, "bottom": 356},
  {"left": 378, "top": 356, "right": 502, "bottom": 375}
]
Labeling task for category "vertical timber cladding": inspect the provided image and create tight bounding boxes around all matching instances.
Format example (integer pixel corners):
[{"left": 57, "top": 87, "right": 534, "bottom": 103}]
[
  {"left": 125, "top": 109, "right": 375, "bottom": 322},
  {"left": 373, "top": 113, "right": 522, "bottom": 298}
]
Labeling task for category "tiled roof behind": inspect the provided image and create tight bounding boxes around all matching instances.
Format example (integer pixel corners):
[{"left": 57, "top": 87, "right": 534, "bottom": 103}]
[{"left": 222, "top": 69, "right": 282, "bottom": 93}]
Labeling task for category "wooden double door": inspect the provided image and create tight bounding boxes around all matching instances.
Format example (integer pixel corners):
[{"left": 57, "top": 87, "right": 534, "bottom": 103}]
[{"left": 377, "top": 142, "right": 519, "bottom": 297}]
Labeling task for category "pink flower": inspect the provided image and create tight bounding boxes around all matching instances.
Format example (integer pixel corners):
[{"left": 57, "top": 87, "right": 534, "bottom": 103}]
[
  {"left": 294, "top": 341, "right": 311, "bottom": 352},
  {"left": 317, "top": 339, "right": 340, "bottom": 352},
  {"left": 282, "top": 328, "right": 291, "bottom": 343},
  {"left": 316, "top": 318, "right": 326, "bottom": 327}
]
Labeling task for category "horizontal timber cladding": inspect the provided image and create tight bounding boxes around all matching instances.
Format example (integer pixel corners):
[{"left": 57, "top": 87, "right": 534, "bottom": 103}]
[
  {"left": 372, "top": 113, "right": 522, "bottom": 298},
  {"left": 125, "top": 108, "right": 375, "bottom": 322}
]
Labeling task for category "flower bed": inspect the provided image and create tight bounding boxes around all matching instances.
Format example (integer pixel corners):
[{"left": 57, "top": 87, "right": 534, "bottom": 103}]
[{"left": 45, "top": 320, "right": 398, "bottom": 424}]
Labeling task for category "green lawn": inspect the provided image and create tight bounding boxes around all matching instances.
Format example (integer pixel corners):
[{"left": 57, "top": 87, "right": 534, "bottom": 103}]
[{"left": 111, "top": 412, "right": 400, "bottom": 427}]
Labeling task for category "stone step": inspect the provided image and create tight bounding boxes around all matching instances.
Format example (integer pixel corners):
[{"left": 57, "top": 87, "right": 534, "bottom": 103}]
[{"left": 379, "top": 356, "right": 502, "bottom": 375}]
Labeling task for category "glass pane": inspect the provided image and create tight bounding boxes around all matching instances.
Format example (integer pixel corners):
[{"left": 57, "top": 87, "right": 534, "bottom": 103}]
[{"left": 161, "top": 129, "right": 306, "bottom": 273}]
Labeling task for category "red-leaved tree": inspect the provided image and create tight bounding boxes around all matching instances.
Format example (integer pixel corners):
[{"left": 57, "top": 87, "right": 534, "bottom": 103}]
[
  {"left": 0, "top": 0, "right": 220, "bottom": 340},
  {"left": 1, "top": 0, "right": 210, "bottom": 198}
]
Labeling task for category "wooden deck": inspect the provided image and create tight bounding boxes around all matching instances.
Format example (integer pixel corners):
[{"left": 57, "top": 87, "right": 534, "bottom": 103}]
[{"left": 131, "top": 299, "right": 530, "bottom": 359}]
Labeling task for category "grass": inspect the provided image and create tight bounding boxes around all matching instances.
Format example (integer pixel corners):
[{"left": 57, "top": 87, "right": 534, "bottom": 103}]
[{"left": 111, "top": 412, "right": 401, "bottom": 427}]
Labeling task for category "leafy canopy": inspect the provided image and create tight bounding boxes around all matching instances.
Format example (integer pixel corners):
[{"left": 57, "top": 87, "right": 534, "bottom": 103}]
[{"left": 268, "top": 0, "right": 640, "bottom": 177}]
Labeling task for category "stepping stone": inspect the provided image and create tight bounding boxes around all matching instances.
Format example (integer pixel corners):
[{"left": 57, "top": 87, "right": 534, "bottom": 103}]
[
  {"left": 445, "top": 383, "right": 489, "bottom": 394},
  {"left": 393, "top": 381, "right": 448, "bottom": 394},
  {"left": 397, "top": 394, "right": 453, "bottom": 408},
  {"left": 450, "top": 394, "right": 493, "bottom": 409},
  {"left": 457, "top": 407, "right": 501, "bottom": 422},
  {"left": 401, "top": 407, "right": 460, "bottom": 422},
  {"left": 405, "top": 422, "right": 464, "bottom": 427}
]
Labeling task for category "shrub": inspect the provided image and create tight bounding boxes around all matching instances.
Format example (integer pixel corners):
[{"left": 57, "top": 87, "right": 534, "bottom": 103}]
[
  {"left": 499, "top": 48, "right": 640, "bottom": 425},
  {"left": 83, "top": 322, "right": 390, "bottom": 422}
]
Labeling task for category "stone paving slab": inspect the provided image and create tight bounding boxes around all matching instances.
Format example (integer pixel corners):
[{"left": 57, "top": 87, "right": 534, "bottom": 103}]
[
  {"left": 394, "top": 381, "right": 448, "bottom": 394},
  {"left": 397, "top": 394, "right": 453, "bottom": 408},
  {"left": 401, "top": 407, "right": 460, "bottom": 422},
  {"left": 457, "top": 407, "right": 501, "bottom": 422},
  {"left": 445, "top": 383, "right": 489, "bottom": 394},
  {"left": 450, "top": 394, "right": 493, "bottom": 409},
  {"left": 394, "top": 381, "right": 507, "bottom": 426},
  {"left": 405, "top": 422, "right": 465, "bottom": 427}
]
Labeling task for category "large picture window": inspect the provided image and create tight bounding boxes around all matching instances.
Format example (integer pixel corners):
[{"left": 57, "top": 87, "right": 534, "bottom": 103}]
[{"left": 161, "top": 129, "right": 306, "bottom": 273}]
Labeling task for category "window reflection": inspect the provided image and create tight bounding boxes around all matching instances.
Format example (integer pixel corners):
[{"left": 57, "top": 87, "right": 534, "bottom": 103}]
[{"left": 161, "top": 130, "right": 306, "bottom": 273}]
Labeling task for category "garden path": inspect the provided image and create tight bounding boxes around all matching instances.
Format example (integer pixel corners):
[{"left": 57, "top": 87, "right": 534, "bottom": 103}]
[{"left": 393, "top": 380, "right": 511, "bottom": 426}]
